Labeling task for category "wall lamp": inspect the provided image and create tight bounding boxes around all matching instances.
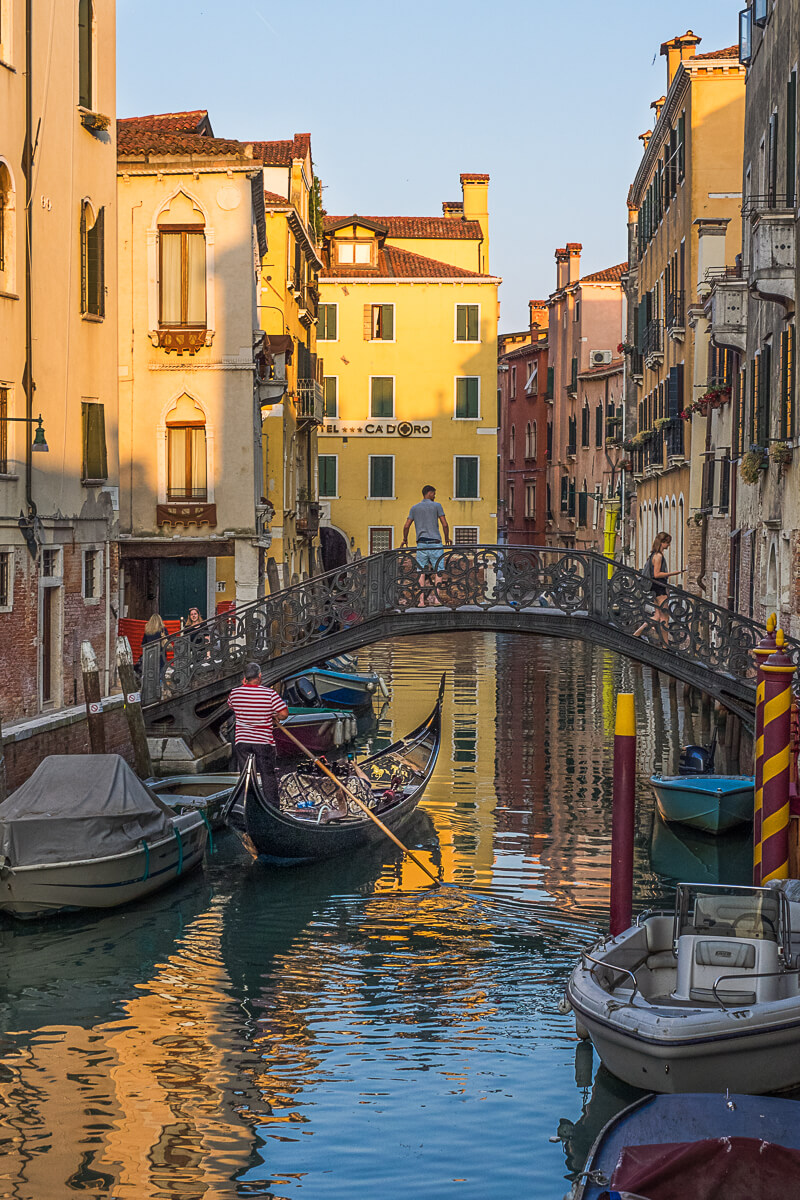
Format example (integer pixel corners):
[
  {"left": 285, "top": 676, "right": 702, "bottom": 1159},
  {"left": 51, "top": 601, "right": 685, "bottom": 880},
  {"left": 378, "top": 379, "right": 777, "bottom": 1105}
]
[{"left": 7, "top": 413, "right": 49, "bottom": 452}]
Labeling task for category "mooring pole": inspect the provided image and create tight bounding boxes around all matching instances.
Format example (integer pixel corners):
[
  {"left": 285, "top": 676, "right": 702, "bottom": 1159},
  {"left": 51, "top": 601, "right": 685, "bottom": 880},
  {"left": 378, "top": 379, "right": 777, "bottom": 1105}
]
[
  {"left": 760, "top": 629, "right": 794, "bottom": 884},
  {"left": 80, "top": 640, "right": 106, "bottom": 754},
  {"left": 752, "top": 613, "right": 777, "bottom": 885},
  {"left": 115, "top": 635, "right": 153, "bottom": 779},
  {"left": 610, "top": 692, "right": 636, "bottom": 936},
  {"left": 0, "top": 715, "right": 7, "bottom": 802}
]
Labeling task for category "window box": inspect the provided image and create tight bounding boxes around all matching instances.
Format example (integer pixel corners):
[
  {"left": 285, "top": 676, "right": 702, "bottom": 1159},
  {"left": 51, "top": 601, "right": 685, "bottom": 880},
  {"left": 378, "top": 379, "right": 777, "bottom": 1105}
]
[{"left": 79, "top": 109, "right": 110, "bottom": 134}]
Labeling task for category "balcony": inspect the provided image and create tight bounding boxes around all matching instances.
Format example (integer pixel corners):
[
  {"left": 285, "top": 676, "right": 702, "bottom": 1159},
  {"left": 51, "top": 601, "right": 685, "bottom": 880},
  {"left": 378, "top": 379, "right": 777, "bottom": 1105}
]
[
  {"left": 665, "top": 291, "right": 685, "bottom": 333},
  {"left": 749, "top": 208, "right": 796, "bottom": 308},
  {"left": 707, "top": 267, "right": 747, "bottom": 353},
  {"left": 297, "top": 379, "right": 324, "bottom": 425},
  {"left": 296, "top": 500, "right": 320, "bottom": 538},
  {"left": 643, "top": 319, "right": 664, "bottom": 368}
]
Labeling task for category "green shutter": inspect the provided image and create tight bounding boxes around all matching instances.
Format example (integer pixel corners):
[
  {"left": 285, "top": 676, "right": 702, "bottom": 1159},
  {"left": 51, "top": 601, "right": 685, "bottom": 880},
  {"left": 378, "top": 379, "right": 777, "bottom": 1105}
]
[
  {"left": 546, "top": 366, "right": 554, "bottom": 398},
  {"left": 468, "top": 305, "right": 479, "bottom": 341},
  {"left": 456, "top": 306, "right": 467, "bottom": 341},
  {"left": 759, "top": 343, "right": 772, "bottom": 445},
  {"left": 371, "top": 377, "right": 393, "bottom": 418},
  {"left": 78, "top": 0, "right": 92, "bottom": 108},
  {"left": 455, "top": 457, "right": 478, "bottom": 498},
  {"left": 370, "top": 456, "right": 393, "bottom": 497},
  {"left": 323, "top": 377, "right": 337, "bottom": 418},
  {"left": 456, "top": 377, "right": 479, "bottom": 418},
  {"left": 82, "top": 402, "right": 107, "bottom": 480},
  {"left": 320, "top": 304, "right": 337, "bottom": 340},
  {"left": 319, "top": 455, "right": 337, "bottom": 496},
  {"left": 381, "top": 304, "right": 394, "bottom": 340}
]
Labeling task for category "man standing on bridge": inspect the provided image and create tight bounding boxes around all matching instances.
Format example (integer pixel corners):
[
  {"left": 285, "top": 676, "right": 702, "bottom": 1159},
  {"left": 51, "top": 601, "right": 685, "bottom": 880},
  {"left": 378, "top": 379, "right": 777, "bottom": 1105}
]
[
  {"left": 228, "top": 663, "right": 289, "bottom": 808},
  {"left": 401, "top": 484, "right": 450, "bottom": 607}
]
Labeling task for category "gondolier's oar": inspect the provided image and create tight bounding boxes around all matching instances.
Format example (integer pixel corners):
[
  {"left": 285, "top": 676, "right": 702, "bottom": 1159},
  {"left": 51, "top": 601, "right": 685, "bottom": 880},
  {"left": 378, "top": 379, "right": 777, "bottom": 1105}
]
[{"left": 277, "top": 725, "right": 442, "bottom": 888}]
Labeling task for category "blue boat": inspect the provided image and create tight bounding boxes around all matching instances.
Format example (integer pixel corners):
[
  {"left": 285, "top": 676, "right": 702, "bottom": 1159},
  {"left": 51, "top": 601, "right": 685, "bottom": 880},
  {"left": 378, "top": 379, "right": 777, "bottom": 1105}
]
[
  {"left": 573, "top": 1091, "right": 800, "bottom": 1199},
  {"left": 282, "top": 665, "right": 389, "bottom": 711},
  {"left": 650, "top": 773, "right": 754, "bottom": 834}
]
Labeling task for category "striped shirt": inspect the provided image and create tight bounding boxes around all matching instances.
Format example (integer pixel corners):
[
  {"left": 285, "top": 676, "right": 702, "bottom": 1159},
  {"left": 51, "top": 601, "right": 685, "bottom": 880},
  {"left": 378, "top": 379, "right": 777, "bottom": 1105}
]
[{"left": 228, "top": 684, "right": 286, "bottom": 746}]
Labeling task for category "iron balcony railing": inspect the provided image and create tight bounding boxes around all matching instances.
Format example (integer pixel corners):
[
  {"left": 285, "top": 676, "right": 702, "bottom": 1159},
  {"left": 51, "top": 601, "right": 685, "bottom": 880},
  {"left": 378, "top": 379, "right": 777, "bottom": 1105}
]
[
  {"left": 643, "top": 320, "right": 664, "bottom": 356},
  {"left": 665, "top": 291, "right": 685, "bottom": 329},
  {"left": 297, "top": 379, "right": 324, "bottom": 424},
  {"left": 742, "top": 192, "right": 793, "bottom": 218}
]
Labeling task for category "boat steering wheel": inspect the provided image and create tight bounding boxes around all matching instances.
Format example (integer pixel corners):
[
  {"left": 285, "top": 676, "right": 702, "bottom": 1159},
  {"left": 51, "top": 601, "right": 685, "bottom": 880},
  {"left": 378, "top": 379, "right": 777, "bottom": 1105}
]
[{"left": 733, "top": 913, "right": 776, "bottom": 938}]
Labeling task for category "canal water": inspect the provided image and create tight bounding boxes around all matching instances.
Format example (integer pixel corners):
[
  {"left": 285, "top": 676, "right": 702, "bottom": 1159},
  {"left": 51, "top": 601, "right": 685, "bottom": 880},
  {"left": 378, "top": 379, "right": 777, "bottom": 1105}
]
[{"left": 0, "top": 632, "right": 751, "bottom": 1199}]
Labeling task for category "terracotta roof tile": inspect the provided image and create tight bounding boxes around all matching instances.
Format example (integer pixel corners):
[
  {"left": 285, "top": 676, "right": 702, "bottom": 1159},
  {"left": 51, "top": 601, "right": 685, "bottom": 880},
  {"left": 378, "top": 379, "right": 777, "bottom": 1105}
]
[
  {"left": 578, "top": 357, "right": 624, "bottom": 378},
  {"left": 321, "top": 243, "right": 492, "bottom": 280},
  {"left": 250, "top": 139, "right": 292, "bottom": 165},
  {"left": 460, "top": 173, "right": 489, "bottom": 182},
  {"left": 694, "top": 45, "right": 739, "bottom": 60},
  {"left": 323, "top": 215, "right": 483, "bottom": 239},
  {"left": 263, "top": 189, "right": 290, "bottom": 205},
  {"left": 118, "top": 110, "right": 210, "bottom": 133},
  {"left": 118, "top": 128, "right": 250, "bottom": 157},
  {"left": 292, "top": 133, "right": 311, "bottom": 159},
  {"left": 580, "top": 261, "right": 628, "bottom": 284}
]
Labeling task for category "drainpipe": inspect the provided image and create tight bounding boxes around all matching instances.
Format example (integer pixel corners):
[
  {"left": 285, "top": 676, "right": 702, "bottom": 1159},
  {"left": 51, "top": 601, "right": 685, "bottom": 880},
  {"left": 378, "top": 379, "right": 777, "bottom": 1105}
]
[
  {"left": 23, "top": 0, "right": 35, "bottom": 521},
  {"left": 696, "top": 410, "right": 713, "bottom": 594}
]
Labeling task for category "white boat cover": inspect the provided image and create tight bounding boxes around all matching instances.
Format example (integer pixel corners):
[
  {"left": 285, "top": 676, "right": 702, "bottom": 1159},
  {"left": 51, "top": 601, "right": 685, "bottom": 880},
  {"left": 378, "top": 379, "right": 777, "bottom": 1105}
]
[{"left": 0, "top": 755, "right": 174, "bottom": 866}]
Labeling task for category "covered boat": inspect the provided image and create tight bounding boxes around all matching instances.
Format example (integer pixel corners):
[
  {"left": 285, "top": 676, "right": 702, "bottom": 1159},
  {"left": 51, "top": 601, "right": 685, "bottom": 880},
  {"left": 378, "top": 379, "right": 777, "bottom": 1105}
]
[
  {"left": 226, "top": 677, "right": 443, "bottom": 864},
  {"left": 651, "top": 773, "right": 754, "bottom": 833},
  {"left": 0, "top": 755, "right": 207, "bottom": 919},
  {"left": 572, "top": 1091, "right": 800, "bottom": 1200},
  {"left": 565, "top": 882, "right": 800, "bottom": 1094}
]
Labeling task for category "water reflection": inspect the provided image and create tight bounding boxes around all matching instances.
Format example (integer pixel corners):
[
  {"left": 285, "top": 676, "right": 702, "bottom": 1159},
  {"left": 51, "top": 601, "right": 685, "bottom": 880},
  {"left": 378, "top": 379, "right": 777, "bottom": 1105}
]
[{"left": 0, "top": 633, "right": 747, "bottom": 1199}]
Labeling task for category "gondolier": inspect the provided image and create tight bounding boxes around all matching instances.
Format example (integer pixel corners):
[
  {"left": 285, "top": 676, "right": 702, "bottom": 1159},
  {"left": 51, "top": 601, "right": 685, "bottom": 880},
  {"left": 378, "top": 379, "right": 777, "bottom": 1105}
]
[{"left": 228, "top": 663, "right": 289, "bottom": 808}]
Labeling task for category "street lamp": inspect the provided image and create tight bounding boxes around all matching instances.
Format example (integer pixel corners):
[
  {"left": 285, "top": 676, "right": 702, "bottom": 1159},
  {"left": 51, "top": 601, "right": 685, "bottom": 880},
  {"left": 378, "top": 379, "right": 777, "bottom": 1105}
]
[{"left": 6, "top": 413, "right": 49, "bottom": 452}]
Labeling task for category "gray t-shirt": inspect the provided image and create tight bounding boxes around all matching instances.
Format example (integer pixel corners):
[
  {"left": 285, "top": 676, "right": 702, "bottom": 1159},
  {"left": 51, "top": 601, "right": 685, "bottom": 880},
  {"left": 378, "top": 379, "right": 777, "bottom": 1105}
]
[{"left": 408, "top": 498, "right": 445, "bottom": 542}]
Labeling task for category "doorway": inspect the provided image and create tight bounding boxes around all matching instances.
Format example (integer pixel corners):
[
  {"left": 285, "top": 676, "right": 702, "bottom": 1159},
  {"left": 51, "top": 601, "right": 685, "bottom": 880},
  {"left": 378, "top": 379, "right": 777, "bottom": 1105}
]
[{"left": 159, "top": 557, "right": 208, "bottom": 621}]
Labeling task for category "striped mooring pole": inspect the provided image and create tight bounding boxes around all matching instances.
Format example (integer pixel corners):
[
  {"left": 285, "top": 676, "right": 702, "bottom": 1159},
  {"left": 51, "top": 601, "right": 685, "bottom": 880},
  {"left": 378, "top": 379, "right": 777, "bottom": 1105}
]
[
  {"left": 610, "top": 693, "right": 636, "bottom": 936},
  {"left": 760, "top": 629, "right": 795, "bottom": 885},
  {"left": 753, "top": 613, "right": 777, "bottom": 885}
]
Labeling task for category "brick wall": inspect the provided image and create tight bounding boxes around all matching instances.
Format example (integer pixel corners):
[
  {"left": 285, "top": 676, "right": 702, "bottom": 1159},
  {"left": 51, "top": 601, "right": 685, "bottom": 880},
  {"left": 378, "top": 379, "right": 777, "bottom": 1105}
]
[{"left": 3, "top": 707, "right": 135, "bottom": 793}]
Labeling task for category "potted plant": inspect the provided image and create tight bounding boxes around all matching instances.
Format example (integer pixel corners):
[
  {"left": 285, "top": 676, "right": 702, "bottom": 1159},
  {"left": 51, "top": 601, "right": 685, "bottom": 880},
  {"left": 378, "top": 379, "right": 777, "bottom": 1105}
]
[
  {"left": 740, "top": 449, "right": 767, "bottom": 483},
  {"left": 771, "top": 440, "right": 793, "bottom": 466},
  {"left": 654, "top": 416, "right": 673, "bottom": 431}
]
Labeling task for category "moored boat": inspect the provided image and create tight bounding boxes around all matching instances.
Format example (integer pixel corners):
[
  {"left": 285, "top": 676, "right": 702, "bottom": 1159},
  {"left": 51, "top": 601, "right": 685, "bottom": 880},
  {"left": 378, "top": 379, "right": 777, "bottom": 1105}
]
[
  {"left": 226, "top": 676, "right": 443, "bottom": 864},
  {"left": 147, "top": 773, "right": 239, "bottom": 829},
  {"left": 650, "top": 773, "right": 754, "bottom": 833},
  {"left": 571, "top": 1091, "right": 800, "bottom": 1199},
  {"left": 0, "top": 755, "right": 207, "bottom": 919},
  {"left": 274, "top": 706, "right": 357, "bottom": 758},
  {"left": 282, "top": 664, "right": 389, "bottom": 711},
  {"left": 565, "top": 881, "right": 800, "bottom": 1094}
]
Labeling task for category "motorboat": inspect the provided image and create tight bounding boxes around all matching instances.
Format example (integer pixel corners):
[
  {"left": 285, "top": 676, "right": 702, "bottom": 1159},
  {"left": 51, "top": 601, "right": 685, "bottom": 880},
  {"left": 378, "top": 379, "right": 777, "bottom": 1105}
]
[
  {"left": 282, "top": 664, "right": 389, "bottom": 711},
  {"left": 274, "top": 706, "right": 358, "bottom": 757},
  {"left": 650, "top": 773, "right": 754, "bottom": 833},
  {"left": 571, "top": 1090, "right": 800, "bottom": 1199},
  {"left": 225, "top": 677, "right": 443, "bottom": 865},
  {"left": 147, "top": 772, "right": 239, "bottom": 830},
  {"left": 0, "top": 755, "right": 207, "bottom": 919},
  {"left": 564, "top": 881, "right": 800, "bottom": 1094}
]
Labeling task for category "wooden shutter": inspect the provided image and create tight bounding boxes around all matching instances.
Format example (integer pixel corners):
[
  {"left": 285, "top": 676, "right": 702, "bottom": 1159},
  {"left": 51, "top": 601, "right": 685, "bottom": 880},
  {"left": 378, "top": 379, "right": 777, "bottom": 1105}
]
[
  {"left": 788, "top": 73, "right": 797, "bottom": 207},
  {"left": 595, "top": 404, "right": 603, "bottom": 447},
  {"left": 759, "top": 344, "right": 772, "bottom": 446},
  {"left": 82, "top": 402, "right": 107, "bottom": 480},
  {"left": 363, "top": 304, "right": 372, "bottom": 340},
  {"left": 667, "top": 365, "right": 682, "bottom": 417},
  {"left": 78, "top": 0, "right": 92, "bottom": 109},
  {"left": 87, "top": 206, "right": 105, "bottom": 317},
  {"left": 768, "top": 113, "right": 779, "bottom": 206},
  {"left": 381, "top": 304, "right": 394, "bottom": 340},
  {"left": 80, "top": 202, "right": 88, "bottom": 313},
  {"left": 546, "top": 366, "right": 554, "bottom": 398},
  {"left": 677, "top": 113, "right": 685, "bottom": 181},
  {"left": 468, "top": 306, "right": 478, "bottom": 341},
  {"left": 456, "top": 306, "right": 467, "bottom": 341}
]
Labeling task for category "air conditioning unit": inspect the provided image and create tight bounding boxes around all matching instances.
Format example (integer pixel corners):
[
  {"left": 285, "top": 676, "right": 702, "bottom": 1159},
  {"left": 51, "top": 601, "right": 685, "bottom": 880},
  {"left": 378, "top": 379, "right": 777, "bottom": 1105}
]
[{"left": 590, "top": 350, "right": 613, "bottom": 367}]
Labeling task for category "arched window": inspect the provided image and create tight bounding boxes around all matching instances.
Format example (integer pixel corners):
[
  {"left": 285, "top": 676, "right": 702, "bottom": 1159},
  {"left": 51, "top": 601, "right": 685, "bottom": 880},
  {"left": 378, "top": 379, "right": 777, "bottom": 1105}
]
[
  {"left": 158, "top": 215, "right": 207, "bottom": 327},
  {"left": 166, "top": 395, "right": 207, "bottom": 501},
  {"left": 78, "top": 0, "right": 93, "bottom": 109},
  {"left": 532, "top": 421, "right": 538, "bottom": 460},
  {"left": 525, "top": 422, "right": 532, "bottom": 458},
  {"left": 509, "top": 424, "right": 516, "bottom": 461},
  {"left": 0, "top": 160, "right": 14, "bottom": 292}
]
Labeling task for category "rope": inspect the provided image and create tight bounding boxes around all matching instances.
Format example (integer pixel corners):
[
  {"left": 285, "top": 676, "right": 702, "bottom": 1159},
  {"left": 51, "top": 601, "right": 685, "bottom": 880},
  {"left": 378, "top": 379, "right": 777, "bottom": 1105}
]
[
  {"left": 199, "top": 809, "right": 214, "bottom": 854},
  {"left": 174, "top": 825, "right": 183, "bottom": 876},
  {"left": 140, "top": 838, "right": 150, "bottom": 881}
]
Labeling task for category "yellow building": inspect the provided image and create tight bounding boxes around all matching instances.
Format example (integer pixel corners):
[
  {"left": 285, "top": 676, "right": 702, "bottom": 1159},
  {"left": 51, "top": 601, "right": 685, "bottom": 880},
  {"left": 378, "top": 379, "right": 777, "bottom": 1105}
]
[
  {"left": 255, "top": 135, "right": 324, "bottom": 585},
  {"left": 317, "top": 175, "right": 500, "bottom": 559},
  {"left": 626, "top": 32, "right": 745, "bottom": 580},
  {"left": 0, "top": 0, "right": 119, "bottom": 719}
]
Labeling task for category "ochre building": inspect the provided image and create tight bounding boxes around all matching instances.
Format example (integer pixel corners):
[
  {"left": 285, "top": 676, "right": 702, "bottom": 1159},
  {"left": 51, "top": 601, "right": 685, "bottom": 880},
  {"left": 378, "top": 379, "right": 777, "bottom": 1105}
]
[{"left": 317, "top": 175, "right": 500, "bottom": 560}]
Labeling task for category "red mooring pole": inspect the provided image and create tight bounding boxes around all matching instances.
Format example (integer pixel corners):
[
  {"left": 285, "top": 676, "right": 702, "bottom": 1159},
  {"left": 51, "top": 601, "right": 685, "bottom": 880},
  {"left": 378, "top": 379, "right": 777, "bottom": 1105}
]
[
  {"left": 610, "top": 693, "right": 636, "bottom": 936},
  {"left": 753, "top": 614, "right": 777, "bottom": 885},
  {"left": 760, "top": 629, "right": 794, "bottom": 884}
]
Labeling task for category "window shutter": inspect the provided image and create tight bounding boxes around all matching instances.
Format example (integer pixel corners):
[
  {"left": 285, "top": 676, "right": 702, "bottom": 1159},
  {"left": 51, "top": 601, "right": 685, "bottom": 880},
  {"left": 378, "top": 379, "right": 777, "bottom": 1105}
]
[
  {"left": 82, "top": 402, "right": 107, "bottom": 480},
  {"left": 560, "top": 476, "right": 568, "bottom": 512},
  {"left": 759, "top": 343, "right": 772, "bottom": 446},
  {"left": 468, "top": 306, "right": 478, "bottom": 341},
  {"left": 546, "top": 366, "right": 554, "bottom": 398},
  {"left": 382, "top": 304, "right": 394, "bottom": 340},
  {"left": 363, "top": 304, "right": 372, "bottom": 340},
  {"left": 667, "top": 365, "right": 681, "bottom": 417},
  {"left": 80, "top": 202, "right": 88, "bottom": 313},
  {"left": 677, "top": 113, "right": 685, "bottom": 181},
  {"left": 578, "top": 489, "right": 588, "bottom": 527},
  {"left": 78, "top": 0, "right": 92, "bottom": 109},
  {"left": 568, "top": 479, "right": 576, "bottom": 518},
  {"left": 595, "top": 404, "right": 603, "bottom": 447},
  {"left": 768, "top": 113, "right": 779, "bottom": 205},
  {"left": 456, "top": 306, "right": 467, "bottom": 341},
  {"left": 788, "top": 73, "right": 797, "bottom": 208}
]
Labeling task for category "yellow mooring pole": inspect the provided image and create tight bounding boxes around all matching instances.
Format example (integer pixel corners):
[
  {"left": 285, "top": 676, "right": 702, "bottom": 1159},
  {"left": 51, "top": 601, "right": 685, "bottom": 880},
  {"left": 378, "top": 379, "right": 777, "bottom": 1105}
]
[
  {"left": 760, "top": 629, "right": 795, "bottom": 884},
  {"left": 753, "top": 613, "right": 777, "bottom": 885}
]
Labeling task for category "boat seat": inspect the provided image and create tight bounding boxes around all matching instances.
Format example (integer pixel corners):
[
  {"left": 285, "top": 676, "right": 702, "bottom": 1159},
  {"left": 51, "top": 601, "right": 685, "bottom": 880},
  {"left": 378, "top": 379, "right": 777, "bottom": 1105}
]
[
  {"left": 682, "top": 937, "right": 779, "bottom": 1006},
  {"left": 645, "top": 950, "right": 677, "bottom": 971},
  {"left": 694, "top": 939, "right": 755, "bottom": 969}
]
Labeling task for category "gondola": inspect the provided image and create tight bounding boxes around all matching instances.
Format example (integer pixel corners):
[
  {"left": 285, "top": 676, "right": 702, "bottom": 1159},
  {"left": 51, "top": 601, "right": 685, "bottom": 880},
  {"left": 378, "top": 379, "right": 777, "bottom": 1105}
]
[{"left": 223, "top": 676, "right": 444, "bottom": 865}]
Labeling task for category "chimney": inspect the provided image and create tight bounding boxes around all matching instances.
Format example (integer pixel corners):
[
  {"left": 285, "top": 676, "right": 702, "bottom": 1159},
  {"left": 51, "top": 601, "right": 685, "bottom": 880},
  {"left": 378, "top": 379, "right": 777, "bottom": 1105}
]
[
  {"left": 529, "top": 299, "right": 548, "bottom": 331},
  {"left": 461, "top": 173, "right": 490, "bottom": 272},
  {"left": 442, "top": 200, "right": 464, "bottom": 220},
  {"left": 660, "top": 30, "right": 701, "bottom": 90},
  {"left": 639, "top": 129, "right": 653, "bottom": 152},
  {"left": 650, "top": 95, "right": 666, "bottom": 122},
  {"left": 566, "top": 242, "right": 582, "bottom": 285},
  {"left": 555, "top": 247, "right": 570, "bottom": 290}
]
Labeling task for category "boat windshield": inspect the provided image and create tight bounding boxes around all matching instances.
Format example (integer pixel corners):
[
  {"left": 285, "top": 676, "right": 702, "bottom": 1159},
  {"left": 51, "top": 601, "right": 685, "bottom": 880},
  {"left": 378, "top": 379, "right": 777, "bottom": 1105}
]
[{"left": 675, "top": 884, "right": 783, "bottom": 945}]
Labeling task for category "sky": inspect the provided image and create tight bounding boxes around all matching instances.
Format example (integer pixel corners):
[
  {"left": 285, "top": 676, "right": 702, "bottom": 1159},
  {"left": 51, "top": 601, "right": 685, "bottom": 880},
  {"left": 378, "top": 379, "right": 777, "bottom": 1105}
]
[{"left": 118, "top": 1, "right": 740, "bottom": 334}]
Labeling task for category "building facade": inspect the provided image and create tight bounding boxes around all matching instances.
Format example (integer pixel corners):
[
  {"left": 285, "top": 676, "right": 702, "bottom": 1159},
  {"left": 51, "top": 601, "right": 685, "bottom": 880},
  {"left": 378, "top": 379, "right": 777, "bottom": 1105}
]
[
  {"left": 545, "top": 244, "right": 626, "bottom": 550},
  {"left": 116, "top": 111, "right": 267, "bottom": 621},
  {"left": 625, "top": 32, "right": 745, "bottom": 581},
  {"left": 1, "top": 0, "right": 119, "bottom": 720},
  {"left": 497, "top": 304, "right": 549, "bottom": 543},
  {"left": 317, "top": 175, "right": 500, "bottom": 559}
]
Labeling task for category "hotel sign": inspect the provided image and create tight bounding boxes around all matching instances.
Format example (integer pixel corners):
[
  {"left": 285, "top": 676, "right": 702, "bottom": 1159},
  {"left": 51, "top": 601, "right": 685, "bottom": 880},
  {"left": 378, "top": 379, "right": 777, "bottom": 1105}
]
[{"left": 319, "top": 421, "right": 432, "bottom": 438}]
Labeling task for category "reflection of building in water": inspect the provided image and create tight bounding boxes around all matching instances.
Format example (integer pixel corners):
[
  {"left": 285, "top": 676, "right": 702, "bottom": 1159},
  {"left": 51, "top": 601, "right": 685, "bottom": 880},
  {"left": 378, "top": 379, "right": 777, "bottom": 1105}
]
[
  {"left": 0, "top": 904, "right": 259, "bottom": 1198},
  {"left": 495, "top": 634, "right": 663, "bottom": 912}
]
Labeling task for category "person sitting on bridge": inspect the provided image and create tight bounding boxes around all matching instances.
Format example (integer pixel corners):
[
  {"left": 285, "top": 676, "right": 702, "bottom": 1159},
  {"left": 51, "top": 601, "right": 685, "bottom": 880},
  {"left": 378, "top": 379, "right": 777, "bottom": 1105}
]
[
  {"left": 401, "top": 484, "right": 451, "bottom": 607},
  {"left": 228, "top": 663, "right": 289, "bottom": 808}
]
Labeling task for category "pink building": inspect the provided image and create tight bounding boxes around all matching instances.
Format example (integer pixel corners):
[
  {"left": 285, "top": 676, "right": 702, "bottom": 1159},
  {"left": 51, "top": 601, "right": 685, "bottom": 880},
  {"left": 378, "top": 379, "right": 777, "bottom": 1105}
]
[{"left": 544, "top": 245, "right": 626, "bottom": 548}]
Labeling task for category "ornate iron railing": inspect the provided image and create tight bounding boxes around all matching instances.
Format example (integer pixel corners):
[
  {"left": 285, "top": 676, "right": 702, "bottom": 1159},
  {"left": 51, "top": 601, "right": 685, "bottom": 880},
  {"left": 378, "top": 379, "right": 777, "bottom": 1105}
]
[{"left": 139, "top": 547, "right": 797, "bottom": 708}]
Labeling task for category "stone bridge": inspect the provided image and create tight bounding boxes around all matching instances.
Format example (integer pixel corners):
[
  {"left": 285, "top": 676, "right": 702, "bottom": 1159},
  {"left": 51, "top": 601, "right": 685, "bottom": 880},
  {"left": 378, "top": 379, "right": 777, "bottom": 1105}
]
[{"left": 141, "top": 547, "right": 792, "bottom": 750}]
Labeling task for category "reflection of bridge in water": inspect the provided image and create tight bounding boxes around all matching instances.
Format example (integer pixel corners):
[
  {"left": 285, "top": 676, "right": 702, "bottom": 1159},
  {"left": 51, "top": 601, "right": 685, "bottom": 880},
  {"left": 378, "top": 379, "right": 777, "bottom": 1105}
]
[{"left": 142, "top": 546, "right": 792, "bottom": 742}]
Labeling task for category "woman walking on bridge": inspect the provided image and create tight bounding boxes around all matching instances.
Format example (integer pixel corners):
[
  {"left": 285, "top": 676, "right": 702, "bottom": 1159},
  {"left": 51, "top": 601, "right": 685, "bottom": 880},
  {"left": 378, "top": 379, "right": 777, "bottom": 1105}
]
[{"left": 634, "top": 531, "right": 683, "bottom": 643}]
